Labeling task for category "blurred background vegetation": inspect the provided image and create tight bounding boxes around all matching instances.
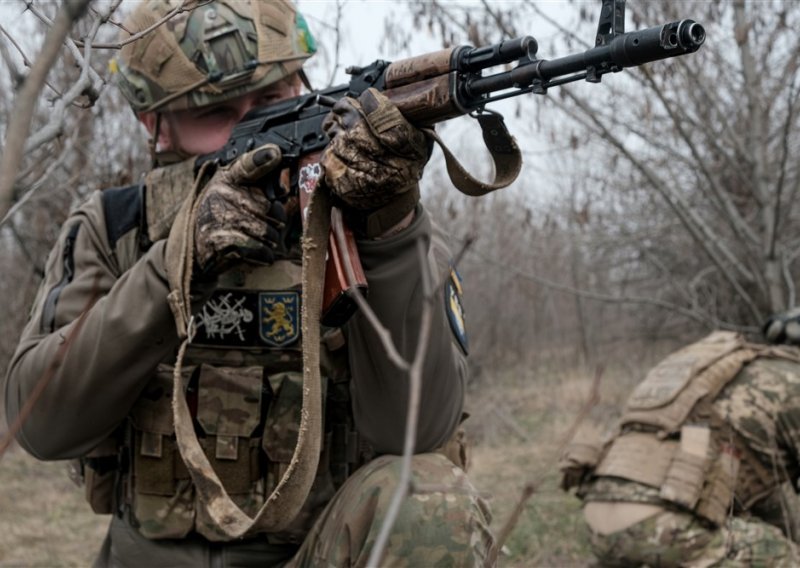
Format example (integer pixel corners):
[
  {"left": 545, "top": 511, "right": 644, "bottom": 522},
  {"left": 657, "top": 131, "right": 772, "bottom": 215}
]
[{"left": 1, "top": 0, "right": 799, "bottom": 565}]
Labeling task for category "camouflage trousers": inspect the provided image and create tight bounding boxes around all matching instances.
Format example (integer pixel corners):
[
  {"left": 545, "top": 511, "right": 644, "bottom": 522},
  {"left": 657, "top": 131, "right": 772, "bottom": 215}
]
[
  {"left": 289, "top": 452, "right": 494, "bottom": 567},
  {"left": 95, "top": 453, "right": 493, "bottom": 567},
  {"left": 587, "top": 505, "right": 799, "bottom": 567}
]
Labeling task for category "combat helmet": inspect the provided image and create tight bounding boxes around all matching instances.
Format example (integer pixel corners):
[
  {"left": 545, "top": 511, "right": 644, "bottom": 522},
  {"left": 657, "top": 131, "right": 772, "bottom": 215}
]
[{"left": 113, "top": 0, "right": 316, "bottom": 113}]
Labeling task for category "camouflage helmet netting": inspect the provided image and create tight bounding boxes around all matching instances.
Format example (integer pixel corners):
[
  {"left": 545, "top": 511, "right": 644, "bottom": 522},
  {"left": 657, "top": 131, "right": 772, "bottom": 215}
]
[{"left": 115, "top": 0, "right": 316, "bottom": 113}]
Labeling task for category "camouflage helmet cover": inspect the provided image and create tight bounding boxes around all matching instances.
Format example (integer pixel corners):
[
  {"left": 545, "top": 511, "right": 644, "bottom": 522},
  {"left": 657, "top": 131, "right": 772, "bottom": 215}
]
[{"left": 115, "top": 0, "right": 316, "bottom": 113}]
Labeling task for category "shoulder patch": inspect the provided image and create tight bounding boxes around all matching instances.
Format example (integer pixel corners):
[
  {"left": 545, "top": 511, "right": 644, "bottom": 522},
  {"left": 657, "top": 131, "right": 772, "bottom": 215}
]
[
  {"left": 260, "top": 291, "right": 301, "bottom": 347},
  {"left": 445, "top": 268, "right": 468, "bottom": 355},
  {"left": 101, "top": 183, "right": 143, "bottom": 249}
]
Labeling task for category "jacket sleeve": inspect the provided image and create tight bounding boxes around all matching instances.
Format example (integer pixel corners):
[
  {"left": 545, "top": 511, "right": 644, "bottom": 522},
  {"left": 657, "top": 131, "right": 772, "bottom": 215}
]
[
  {"left": 4, "top": 191, "right": 180, "bottom": 460},
  {"left": 344, "top": 206, "right": 467, "bottom": 455}
]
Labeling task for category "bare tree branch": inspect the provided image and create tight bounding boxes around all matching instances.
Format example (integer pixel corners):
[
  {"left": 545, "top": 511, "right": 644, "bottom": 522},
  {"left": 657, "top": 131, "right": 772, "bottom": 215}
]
[
  {"left": 0, "top": 26, "right": 25, "bottom": 87},
  {"left": 21, "top": 1, "right": 120, "bottom": 153},
  {"left": 0, "top": 0, "right": 92, "bottom": 222},
  {"left": 325, "top": 0, "right": 345, "bottom": 88},
  {"left": 0, "top": 136, "right": 73, "bottom": 229},
  {"left": 478, "top": 0, "right": 515, "bottom": 38},
  {"left": 70, "top": 0, "right": 212, "bottom": 49},
  {"left": 22, "top": 0, "right": 106, "bottom": 94},
  {"left": 0, "top": 23, "right": 62, "bottom": 96},
  {"left": 366, "top": 239, "right": 434, "bottom": 568},
  {"left": 485, "top": 366, "right": 603, "bottom": 567},
  {"left": 556, "top": 90, "right": 764, "bottom": 323},
  {"left": 329, "top": 216, "right": 476, "bottom": 566},
  {"left": 471, "top": 247, "right": 756, "bottom": 333},
  {"left": 769, "top": 81, "right": 800, "bottom": 258},
  {"left": 640, "top": 66, "right": 760, "bottom": 250}
]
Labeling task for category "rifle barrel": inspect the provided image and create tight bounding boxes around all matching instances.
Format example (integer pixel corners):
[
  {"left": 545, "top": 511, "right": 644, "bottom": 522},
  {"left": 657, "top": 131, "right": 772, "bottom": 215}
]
[{"left": 464, "top": 20, "right": 705, "bottom": 98}]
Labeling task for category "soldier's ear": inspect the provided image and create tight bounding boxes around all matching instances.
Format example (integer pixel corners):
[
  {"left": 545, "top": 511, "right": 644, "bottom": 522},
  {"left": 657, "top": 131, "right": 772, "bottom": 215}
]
[
  {"left": 137, "top": 111, "right": 157, "bottom": 134},
  {"left": 137, "top": 111, "right": 174, "bottom": 151}
]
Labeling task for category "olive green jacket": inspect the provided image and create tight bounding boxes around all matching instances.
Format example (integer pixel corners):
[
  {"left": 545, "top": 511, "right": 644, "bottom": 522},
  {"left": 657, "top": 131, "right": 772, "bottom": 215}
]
[{"left": 5, "top": 188, "right": 466, "bottom": 461}]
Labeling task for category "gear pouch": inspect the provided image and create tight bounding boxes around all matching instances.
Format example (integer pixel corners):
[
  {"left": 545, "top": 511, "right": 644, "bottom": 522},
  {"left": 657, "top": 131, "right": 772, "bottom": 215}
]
[
  {"left": 129, "top": 364, "right": 195, "bottom": 539},
  {"left": 194, "top": 364, "right": 266, "bottom": 541},
  {"left": 69, "top": 437, "right": 119, "bottom": 515},
  {"left": 83, "top": 438, "right": 119, "bottom": 515},
  {"left": 262, "top": 372, "right": 327, "bottom": 486},
  {"left": 196, "top": 364, "right": 263, "bottom": 495},
  {"left": 660, "top": 425, "right": 712, "bottom": 510}
]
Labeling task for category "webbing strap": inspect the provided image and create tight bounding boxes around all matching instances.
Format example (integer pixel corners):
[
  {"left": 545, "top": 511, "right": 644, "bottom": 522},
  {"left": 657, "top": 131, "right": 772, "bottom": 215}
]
[
  {"left": 165, "top": 165, "right": 326, "bottom": 538},
  {"left": 422, "top": 111, "right": 522, "bottom": 196}
]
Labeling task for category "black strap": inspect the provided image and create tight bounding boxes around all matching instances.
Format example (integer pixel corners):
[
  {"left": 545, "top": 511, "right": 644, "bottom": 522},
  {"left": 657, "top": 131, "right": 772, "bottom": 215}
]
[{"left": 101, "top": 183, "right": 146, "bottom": 250}]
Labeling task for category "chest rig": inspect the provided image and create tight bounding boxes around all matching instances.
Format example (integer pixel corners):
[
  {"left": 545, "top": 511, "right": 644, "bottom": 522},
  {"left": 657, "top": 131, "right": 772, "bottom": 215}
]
[
  {"left": 81, "top": 180, "right": 371, "bottom": 543},
  {"left": 571, "top": 332, "right": 798, "bottom": 526}
]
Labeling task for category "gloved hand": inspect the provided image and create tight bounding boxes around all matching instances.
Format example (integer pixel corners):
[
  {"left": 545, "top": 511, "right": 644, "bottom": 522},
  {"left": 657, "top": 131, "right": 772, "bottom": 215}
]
[
  {"left": 321, "top": 88, "right": 430, "bottom": 236},
  {"left": 193, "top": 144, "right": 286, "bottom": 275},
  {"left": 763, "top": 307, "right": 800, "bottom": 346}
]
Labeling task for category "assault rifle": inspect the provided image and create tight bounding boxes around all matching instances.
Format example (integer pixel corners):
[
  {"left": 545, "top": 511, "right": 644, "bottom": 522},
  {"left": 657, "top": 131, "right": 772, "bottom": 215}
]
[{"left": 198, "top": 0, "right": 706, "bottom": 326}]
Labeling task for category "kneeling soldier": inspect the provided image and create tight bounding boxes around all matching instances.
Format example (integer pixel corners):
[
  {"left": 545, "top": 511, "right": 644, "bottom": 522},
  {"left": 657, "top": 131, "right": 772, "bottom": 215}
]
[
  {"left": 4, "top": 1, "right": 491, "bottom": 566},
  {"left": 561, "top": 327, "right": 800, "bottom": 567}
]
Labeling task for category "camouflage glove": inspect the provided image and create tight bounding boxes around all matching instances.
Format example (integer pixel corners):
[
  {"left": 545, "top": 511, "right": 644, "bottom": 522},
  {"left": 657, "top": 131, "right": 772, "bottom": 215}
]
[
  {"left": 321, "top": 88, "right": 429, "bottom": 238},
  {"left": 763, "top": 307, "right": 800, "bottom": 346},
  {"left": 193, "top": 144, "right": 286, "bottom": 275}
]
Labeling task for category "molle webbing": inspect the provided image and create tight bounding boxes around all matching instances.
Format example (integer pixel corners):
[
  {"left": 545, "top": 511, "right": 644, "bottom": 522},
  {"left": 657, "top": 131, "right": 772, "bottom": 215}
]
[
  {"left": 595, "top": 432, "right": 678, "bottom": 488},
  {"left": 595, "top": 427, "right": 737, "bottom": 525},
  {"left": 621, "top": 332, "right": 757, "bottom": 433},
  {"left": 594, "top": 333, "right": 800, "bottom": 526}
]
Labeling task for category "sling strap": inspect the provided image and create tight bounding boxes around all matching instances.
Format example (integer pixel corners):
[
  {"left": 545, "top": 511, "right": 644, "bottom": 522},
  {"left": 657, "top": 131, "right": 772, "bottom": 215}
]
[
  {"left": 164, "top": 162, "right": 326, "bottom": 538},
  {"left": 422, "top": 109, "right": 522, "bottom": 197}
]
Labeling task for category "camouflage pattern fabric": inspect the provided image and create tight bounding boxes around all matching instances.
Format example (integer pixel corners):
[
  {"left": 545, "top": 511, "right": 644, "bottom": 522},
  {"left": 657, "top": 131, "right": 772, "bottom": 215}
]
[
  {"left": 579, "top": 353, "right": 800, "bottom": 567},
  {"left": 588, "top": 506, "right": 798, "bottom": 567},
  {"left": 288, "top": 453, "right": 494, "bottom": 567},
  {"left": 711, "top": 357, "right": 800, "bottom": 472},
  {"left": 94, "top": 453, "right": 488, "bottom": 568},
  {"left": 190, "top": 144, "right": 286, "bottom": 275},
  {"left": 321, "top": 88, "right": 428, "bottom": 211},
  {"left": 115, "top": 0, "right": 316, "bottom": 113}
]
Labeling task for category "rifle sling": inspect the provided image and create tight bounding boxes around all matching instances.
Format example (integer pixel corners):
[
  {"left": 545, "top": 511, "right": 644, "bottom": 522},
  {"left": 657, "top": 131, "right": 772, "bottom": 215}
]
[
  {"left": 165, "top": 164, "right": 325, "bottom": 538},
  {"left": 422, "top": 111, "right": 522, "bottom": 196}
]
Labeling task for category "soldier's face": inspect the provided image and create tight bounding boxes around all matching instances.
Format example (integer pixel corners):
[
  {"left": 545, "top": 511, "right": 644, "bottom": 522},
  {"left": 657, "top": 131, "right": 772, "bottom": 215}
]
[{"left": 139, "top": 76, "right": 301, "bottom": 156}]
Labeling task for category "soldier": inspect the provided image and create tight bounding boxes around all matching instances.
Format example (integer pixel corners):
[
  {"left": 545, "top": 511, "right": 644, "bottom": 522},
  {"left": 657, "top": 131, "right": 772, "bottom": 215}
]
[
  {"left": 3, "top": 1, "right": 491, "bottom": 566},
  {"left": 560, "top": 320, "right": 800, "bottom": 567}
]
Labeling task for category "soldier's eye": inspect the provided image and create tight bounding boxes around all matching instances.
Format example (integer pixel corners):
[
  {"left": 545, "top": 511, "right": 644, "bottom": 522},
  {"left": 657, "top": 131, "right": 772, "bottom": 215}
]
[
  {"left": 195, "top": 107, "right": 236, "bottom": 121},
  {"left": 257, "top": 94, "right": 283, "bottom": 106}
]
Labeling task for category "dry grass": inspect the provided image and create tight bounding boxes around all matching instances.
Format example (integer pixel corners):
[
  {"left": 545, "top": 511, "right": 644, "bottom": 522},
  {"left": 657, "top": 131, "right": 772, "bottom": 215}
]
[
  {"left": 0, "top": 444, "right": 108, "bottom": 566},
  {"left": 466, "top": 374, "right": 599, "bottom": 566},
  {"left": 0, "top": 350, "right": 671, "bottom": 566},
  {"left": 463, "top": 353, "right": 671, "bottom": 567}
]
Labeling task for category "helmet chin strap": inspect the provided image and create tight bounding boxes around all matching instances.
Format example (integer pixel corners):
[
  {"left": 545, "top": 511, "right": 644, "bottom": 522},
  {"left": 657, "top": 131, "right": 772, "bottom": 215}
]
[
  {"left": 148, "top": 112, "right": 161, "bottom": 168},
  {"left": 299, "top": 68, "right": 313, "bottom": 91},
  {"left": 150, "top": 112, "right": 194, "bottom": 167}
]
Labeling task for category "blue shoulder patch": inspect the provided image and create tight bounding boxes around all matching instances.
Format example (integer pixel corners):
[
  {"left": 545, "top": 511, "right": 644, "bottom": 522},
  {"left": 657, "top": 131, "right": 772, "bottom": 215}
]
[{"left": 445, "top": 268, "right": 468, "bottom": 355}]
